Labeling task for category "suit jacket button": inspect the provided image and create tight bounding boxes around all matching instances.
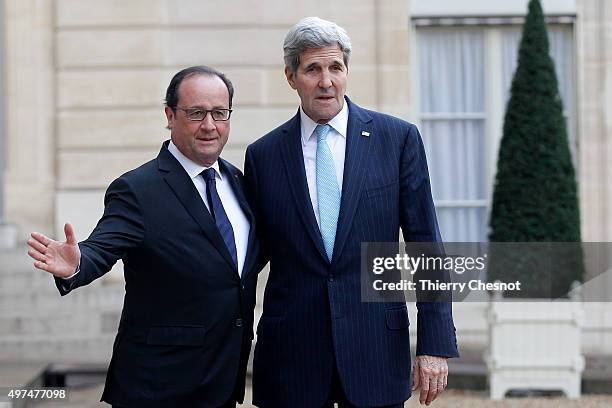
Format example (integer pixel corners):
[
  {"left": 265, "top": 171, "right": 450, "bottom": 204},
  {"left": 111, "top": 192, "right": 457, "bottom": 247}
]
[
  {"left": 235, "top": 318, "right": 243, "bottom": 327},
  {"left": 328, "top": 274, "right": 334, "bottom": 282}
]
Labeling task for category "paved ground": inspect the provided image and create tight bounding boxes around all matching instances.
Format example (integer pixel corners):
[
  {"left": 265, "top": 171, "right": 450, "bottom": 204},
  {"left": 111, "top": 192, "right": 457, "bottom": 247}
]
[
  {"left": 3, "top": 349, "right": 611, "bottom": 407},
  {"left": 24, "top": 382, "right": 612, "bottom": 407}
]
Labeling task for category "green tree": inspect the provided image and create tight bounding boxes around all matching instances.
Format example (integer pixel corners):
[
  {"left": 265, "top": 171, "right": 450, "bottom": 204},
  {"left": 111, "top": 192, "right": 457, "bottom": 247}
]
[{"left": 488, "top": 0, "right": 582, "bottom": 298}]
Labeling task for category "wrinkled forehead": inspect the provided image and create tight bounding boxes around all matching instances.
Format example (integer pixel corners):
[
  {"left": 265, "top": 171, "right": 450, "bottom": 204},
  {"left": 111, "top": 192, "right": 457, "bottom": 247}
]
[{"left": 298, "top": 44, "right": 346, "bottom": 66}]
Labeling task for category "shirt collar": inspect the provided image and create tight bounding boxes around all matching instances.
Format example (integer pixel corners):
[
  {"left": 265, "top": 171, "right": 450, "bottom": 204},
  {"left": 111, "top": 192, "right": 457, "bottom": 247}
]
[
  {"left": 167, "top": 140, "right": 222, "bottom": 180},
  {"left": 300, "top": 99, "right": 349, "bottom": 146}
]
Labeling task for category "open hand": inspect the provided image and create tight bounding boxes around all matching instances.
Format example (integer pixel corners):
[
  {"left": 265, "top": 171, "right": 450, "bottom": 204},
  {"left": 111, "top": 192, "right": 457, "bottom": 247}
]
[{"left": 27, "top": 223, "right": 81, "bottom": 278}]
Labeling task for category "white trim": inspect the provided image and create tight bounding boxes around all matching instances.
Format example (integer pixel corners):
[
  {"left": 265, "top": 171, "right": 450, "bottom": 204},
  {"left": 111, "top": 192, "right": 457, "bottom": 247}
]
[
  {"left": 421, "top": 112, "right": 486, "bottom": 120},
  {"left": 568, "top": 26, "right": 579, "bottom": 170},
  {"left": 410, "top": 23, "right": 421, "bottom": 127},
  {"left": 412, "top": 16, "right": 575, "bottom": 27},
  {"left": 484, "top": 29, "right": 504, "bottom": 209},
  {"left": 411, "top": 0, "right": 576, "bottom": 18},
  {"left": 435, "top": 200, "right": 488, "bottom": 208}
]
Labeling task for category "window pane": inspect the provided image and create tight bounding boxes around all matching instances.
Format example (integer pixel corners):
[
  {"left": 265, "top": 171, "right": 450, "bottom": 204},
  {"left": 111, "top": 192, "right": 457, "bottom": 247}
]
[
  {"left": 418, "top": 28, "right": 485, "bottom": 113},
  {"left": 421, "top": 119, "right": 486, "bottom": 201},
  {"left": 417, "top": 24, "right": 576, "bottom": 243},
  {"left": 437, "top": 207, "right": 487, "bottom": 242},
  {"left": 418, "top": 28, "right": 487, "bottom": 242}
]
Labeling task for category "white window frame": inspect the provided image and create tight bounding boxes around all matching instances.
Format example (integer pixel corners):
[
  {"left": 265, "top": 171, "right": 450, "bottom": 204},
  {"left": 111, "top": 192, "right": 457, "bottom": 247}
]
[{"left": 410, "top": 17, "right": 577, "bottom": 241}]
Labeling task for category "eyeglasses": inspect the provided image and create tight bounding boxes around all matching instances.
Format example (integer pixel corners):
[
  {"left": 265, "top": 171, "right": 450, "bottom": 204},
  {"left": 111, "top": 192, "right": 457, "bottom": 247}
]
[{"left": 175, "top": 107, "right": 233, "bottom": 121}]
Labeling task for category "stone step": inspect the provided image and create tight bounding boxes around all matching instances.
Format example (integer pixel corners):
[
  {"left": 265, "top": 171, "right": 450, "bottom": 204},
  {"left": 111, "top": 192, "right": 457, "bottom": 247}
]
[
  {"left": 0, "top": 271, "right": 63, "bottom": 293},
  {"left": 0, "top": 248, "right": 34, "bottom": 269},
  {"left": 0, "top": 307, "right": 121, "bottom": 339},
  {"left": 0, "top": 293, "right": 64, "bottom": 315},
  {"left": 0, "top": 283, "right": 124, "bottom": 312},
  {"left": 0, "top": 300, "right": 121, "bottom": 345},
  {"left": 0, "top": 335, "right": 115, "bottom": 363},
  {"left": 0, "top": 290, "right": 80, "bottom": 312},
  {"left": 0, "top": 361, "right": 47, "bottom": 388},
  {"left": 0, "top": 314, "right": 70, "bottom": 337}
]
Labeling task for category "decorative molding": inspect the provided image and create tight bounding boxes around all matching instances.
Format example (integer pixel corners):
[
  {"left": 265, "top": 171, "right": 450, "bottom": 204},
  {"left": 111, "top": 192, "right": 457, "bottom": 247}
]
[{"left": 413, "top": 15, "right": 576, "bottom": 27}]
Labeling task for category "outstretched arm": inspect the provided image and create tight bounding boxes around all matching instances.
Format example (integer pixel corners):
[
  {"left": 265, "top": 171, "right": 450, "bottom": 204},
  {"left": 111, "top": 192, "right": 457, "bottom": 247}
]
[{"left": 28, "top": 176, "right": 145, "bottom": 295}]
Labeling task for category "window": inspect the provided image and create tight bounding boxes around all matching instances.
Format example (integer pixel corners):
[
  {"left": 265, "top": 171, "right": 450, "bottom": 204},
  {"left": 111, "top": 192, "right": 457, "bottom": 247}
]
[{"left": 412, "top": 22, "right": 576, "bottom": 242}]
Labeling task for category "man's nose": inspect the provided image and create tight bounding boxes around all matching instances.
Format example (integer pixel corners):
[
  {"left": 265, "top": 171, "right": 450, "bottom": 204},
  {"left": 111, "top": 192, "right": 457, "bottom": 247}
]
[
  {"left": 319, "top": 72, "right": 332, "bottom": 88},
  {"left": 200, "top": 112, "right": 216, "bottom": 131}
]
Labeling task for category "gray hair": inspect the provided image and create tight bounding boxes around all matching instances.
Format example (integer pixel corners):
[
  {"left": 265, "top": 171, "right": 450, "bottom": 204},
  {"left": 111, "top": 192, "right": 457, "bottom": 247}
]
[{"left": 283, "top": 17, "right": 352, "bottom": 74}]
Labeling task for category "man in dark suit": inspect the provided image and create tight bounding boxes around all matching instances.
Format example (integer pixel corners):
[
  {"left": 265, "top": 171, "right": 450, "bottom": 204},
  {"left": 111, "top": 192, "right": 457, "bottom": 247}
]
[
  {"left": 27, "top": 66, "right": 260, "bottom": 407},
  {"left": 244, "top": 17, "right": 459, "bottom": 407}
]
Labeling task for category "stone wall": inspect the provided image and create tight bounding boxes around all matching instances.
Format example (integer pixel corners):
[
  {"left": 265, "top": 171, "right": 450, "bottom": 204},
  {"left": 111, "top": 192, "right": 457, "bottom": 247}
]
[
  {"left": 1, "top": 0, "right": 413, "bottom": 240},
  {"left": 4, "top": 0, "right": 611, "bottom": 367},
  {"left": 576, "top": 0, "right": 612, "bottom": 244},
  {"left": 1, "top": 0, "right": 411, "bottom": 362}
]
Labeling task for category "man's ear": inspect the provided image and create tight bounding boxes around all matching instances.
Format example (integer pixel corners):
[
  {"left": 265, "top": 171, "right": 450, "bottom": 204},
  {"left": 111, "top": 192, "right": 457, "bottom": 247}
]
[
  {"left": 164, "top": 106, "right": 174, "bottom": 130},
  {"left": 285, "top": 66, "right": 297, "bottom": 90}
]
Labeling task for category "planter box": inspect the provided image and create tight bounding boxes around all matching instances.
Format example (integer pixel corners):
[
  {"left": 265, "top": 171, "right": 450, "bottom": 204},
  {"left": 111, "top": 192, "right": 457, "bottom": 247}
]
[{"left": 485, "top": 288, "right": 584, "bottom": 399}]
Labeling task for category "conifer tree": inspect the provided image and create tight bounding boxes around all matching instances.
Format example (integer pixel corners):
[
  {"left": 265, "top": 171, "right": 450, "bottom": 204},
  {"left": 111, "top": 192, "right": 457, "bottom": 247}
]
[{"left": 488, "top": 0, "right": 582, "bottom": 298}]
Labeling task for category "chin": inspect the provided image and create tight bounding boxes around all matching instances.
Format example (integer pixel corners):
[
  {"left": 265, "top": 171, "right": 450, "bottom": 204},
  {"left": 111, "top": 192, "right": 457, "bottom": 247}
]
[{"left": 320, "top": 111, "right": 338, "bottom": 122}]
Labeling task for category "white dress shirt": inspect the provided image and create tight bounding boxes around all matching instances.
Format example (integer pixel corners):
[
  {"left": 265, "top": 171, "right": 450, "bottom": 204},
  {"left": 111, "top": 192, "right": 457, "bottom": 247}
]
[
  {"left": 300, "top": 102, "right": 349, "bottom": 226},
  {"left": 168, "top": 142, "right": 250, "bottom": 276}
]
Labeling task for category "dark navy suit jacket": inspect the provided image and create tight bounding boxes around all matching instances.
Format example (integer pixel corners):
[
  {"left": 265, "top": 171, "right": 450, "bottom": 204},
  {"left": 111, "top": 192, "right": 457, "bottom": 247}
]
[
  {"left": 55, "top": 141, "right": 260, "bottom": 408},
  {"left": 244, "top": 98, "right": 459, "bottom": 408}
]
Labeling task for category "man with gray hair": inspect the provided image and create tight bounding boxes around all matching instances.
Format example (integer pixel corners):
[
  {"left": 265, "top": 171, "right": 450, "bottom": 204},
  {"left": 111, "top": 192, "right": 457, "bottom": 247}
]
[{"left": 244, "top": 17, "right": 458, "bottom": 407}]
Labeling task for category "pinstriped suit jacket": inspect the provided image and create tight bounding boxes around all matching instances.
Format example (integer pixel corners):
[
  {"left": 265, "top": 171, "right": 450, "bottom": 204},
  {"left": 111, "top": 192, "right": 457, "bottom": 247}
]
[{"left": 244, "top": 98, "right": 459, "bottom": 408}]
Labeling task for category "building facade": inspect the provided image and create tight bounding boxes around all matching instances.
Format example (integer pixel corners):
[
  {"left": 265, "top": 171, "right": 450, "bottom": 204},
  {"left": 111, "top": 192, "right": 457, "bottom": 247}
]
[{"left": 1, "top": 0, "right": 610, "bottom": 361}]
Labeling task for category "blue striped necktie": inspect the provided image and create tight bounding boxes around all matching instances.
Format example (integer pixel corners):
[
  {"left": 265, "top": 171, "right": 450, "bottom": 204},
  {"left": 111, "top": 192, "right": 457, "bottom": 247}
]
[
  {"left": 315, "top": 124, "right": 341, "bottom": 262},
  {"left": 202, "top": 168, "right": 238, "bottom": 268}
]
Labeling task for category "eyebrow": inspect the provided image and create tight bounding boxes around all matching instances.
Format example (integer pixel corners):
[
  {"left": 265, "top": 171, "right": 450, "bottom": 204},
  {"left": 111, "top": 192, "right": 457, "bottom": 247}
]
[
  {"left": 303, "top": 59, "right": 345, "bottom": 70},
  {"left": 184, "top": 106, "right": 229, "bottom": 110},
  {"left": 304, "top": 62, "right": 320, "bottom": 70}
]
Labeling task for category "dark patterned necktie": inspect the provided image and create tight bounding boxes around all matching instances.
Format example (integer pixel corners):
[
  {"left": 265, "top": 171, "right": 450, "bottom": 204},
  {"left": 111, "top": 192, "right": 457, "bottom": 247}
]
[{"left": 202, "top": 168, "right": 238, "bottom": 268}]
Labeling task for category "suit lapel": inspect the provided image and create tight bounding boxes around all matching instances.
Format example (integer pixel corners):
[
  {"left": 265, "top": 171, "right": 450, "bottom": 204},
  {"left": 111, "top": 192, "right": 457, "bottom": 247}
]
[
  {"left": 279, "top": 111, "right": 329, "bottom": 262},
  {"left": 157, "top": 143, "right": 237, "bottom": 272},
  {"left": 332, "top": 100, "right": 373, "bottom": 265},
  {"left": 219, "top": 158, "right": 253, "bottom": 222},
  {"left": 219, "top": 158, "right": 258, "bottom": 281}
]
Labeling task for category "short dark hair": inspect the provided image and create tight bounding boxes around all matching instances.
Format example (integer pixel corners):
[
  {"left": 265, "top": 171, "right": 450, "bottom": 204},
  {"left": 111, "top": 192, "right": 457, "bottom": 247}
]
[{"left": 164, "top": 65, "right": 234, "bottom": 110}]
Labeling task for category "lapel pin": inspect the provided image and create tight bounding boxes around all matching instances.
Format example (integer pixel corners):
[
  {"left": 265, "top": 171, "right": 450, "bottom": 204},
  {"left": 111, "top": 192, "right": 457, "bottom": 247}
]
[{"left": 361, "top": 131, "right": 370, "bottom": 137}]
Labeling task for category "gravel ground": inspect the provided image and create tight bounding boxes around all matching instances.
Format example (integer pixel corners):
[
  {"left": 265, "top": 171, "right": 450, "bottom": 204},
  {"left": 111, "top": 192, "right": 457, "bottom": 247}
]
[
  {"left": 29, "top": 385, "right": 612, "bottom": 407},
  {"left": 404, "top": 390, "right": 612, "bottom": 408}
]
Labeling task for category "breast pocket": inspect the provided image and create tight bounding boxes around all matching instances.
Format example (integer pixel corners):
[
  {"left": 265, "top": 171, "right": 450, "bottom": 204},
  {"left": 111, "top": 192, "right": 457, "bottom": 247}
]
[{"left": 366, "top": 180, "right": 399, "bottom": 199}]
